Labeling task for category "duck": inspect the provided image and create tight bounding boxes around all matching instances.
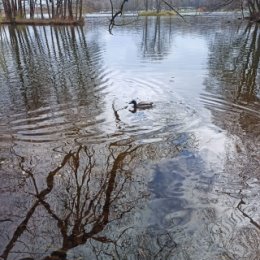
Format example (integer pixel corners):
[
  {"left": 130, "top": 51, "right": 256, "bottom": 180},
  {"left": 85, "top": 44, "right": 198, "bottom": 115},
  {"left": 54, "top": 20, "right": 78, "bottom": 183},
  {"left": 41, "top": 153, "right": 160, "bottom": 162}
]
[{"left": 129, "top": 100, "right": 153, "bottom": 110}]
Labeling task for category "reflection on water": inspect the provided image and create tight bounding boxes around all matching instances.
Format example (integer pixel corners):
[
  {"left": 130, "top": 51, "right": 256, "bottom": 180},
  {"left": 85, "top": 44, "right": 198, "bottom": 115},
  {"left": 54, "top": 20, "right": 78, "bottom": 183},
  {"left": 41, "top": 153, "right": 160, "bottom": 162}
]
[
  {"left": 0, "top": 143, "right": 157, "bottom": 259},
  {"left": 0, "top": 15, "right": 259, "bottom": 260},
  {"left": 201, "top": 22, "right": 260, "bottom": 260},
  {"left": 0, "top": 25, "right": 107, "bottom": 145},
  {"left": 203, "top": 21, "right": 260, "bottom": 180}
]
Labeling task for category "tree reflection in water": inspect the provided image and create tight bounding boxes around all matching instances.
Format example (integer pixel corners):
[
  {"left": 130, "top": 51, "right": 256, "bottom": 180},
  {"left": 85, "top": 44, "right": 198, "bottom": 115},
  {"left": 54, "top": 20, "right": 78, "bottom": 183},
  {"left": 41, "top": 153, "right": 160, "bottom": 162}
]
[
  {"left": 204, "top": 22, "right": 260, "bottom": 177},
  {"left": 0, "top": 140, "right": 180, "bottom": 260},
  {"left": 140, "top": 16, "right": 174, "bottom": 60},
  {"left": 2, "top": 15, "right": 259, "bottom": 260},
  {"left": 0, "top": 22, "right": 185, "bottom": 260},
  {"left": 202, "top": 21, "right": 260, "bottom": 260},
  {"left": 0, "top": 25, "right": 102, "bottom": 114}
]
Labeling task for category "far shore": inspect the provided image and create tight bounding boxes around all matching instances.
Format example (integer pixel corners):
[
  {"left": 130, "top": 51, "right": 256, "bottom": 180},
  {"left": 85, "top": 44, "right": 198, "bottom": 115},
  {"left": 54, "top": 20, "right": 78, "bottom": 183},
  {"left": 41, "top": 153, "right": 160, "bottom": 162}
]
[
  {"left": 0, "top": 10, "right": 249, "bottom": 25},
  {"left": 0, "top": 17, "right": 84, "bottom": 26}
]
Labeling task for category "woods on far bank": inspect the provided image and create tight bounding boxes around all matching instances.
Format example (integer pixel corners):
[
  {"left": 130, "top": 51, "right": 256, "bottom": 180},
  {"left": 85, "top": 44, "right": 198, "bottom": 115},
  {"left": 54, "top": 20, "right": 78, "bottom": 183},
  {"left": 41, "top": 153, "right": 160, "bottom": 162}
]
[
  {"left": 1, "top": 0, "right": 260, "bottom": 25},
  {"left": 0, "top": 0, "right": 84, "bottom": 24}
]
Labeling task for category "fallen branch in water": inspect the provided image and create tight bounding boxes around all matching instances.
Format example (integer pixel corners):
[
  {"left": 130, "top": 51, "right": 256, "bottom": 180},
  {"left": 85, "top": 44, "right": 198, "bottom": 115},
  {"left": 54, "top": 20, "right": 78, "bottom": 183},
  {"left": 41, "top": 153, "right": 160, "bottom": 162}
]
[{"left": 237, "top": 198, "right": 260, "bottom": 230}]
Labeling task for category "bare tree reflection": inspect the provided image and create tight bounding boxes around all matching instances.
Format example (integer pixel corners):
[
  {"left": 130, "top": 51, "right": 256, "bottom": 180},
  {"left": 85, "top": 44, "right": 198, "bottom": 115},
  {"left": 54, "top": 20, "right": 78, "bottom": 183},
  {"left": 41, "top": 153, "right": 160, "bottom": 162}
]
[
  {"left": 139, "top": 16, "right": 226, "bottom": 61},
  {"left": 205, "top": 22, "right": 260, "bottom": 104},
  {"left": 140, "top": 16, "right": 174, "bottom": 60},
  {"left": 0, "top": 25, "right": 102, "bottom": 113},
  {"left": 0, "top": 25, "right": 106, "bottom": 148},
  {"left": 236, "top": 24, "right": 260, "bottom": 102},
  {"left": 0, "top": 139, "right": 182, "bottom": 260},
  {"left": 202, "top": 20, "right": 260, "bottom": 260},
  {"left": 203, "top": 22, "right": 260, "bottom": 175}
]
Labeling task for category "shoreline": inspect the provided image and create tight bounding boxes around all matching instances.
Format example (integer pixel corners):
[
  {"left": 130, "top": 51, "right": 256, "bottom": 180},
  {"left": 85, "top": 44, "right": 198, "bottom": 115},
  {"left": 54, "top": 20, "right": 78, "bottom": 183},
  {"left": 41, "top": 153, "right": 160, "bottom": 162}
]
[{"left": 0, "top": 18, "right": 84, "bottom": 26}]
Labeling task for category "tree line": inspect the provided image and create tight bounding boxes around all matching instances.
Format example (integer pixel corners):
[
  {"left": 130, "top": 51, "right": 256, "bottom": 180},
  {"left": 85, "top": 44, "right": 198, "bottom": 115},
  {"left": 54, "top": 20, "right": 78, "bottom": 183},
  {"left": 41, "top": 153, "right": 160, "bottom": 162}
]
[
  {"left": 0, "top": 0, "right": 84, "bottom": 22},
  {"left": 1, "top": 0, "right": 260, "bottom": 24}
]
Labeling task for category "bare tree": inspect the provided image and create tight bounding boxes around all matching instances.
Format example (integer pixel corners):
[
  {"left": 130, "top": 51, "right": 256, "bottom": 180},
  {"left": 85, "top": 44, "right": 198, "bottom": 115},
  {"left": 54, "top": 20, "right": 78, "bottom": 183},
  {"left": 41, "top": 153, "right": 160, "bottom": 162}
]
[{"left": 1, "top": 0, "right": 84, "bottom": 24}]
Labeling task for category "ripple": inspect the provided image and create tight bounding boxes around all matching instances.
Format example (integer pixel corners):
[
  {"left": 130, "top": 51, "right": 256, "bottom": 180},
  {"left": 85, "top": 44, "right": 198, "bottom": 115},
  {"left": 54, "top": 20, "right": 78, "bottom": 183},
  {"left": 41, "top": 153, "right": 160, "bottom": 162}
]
[
  {"left": 200, "top": 93, "right": 260, "bottom": 118},
  {"left": 1, "top": 16, "right": 260, "bottom": 260}
]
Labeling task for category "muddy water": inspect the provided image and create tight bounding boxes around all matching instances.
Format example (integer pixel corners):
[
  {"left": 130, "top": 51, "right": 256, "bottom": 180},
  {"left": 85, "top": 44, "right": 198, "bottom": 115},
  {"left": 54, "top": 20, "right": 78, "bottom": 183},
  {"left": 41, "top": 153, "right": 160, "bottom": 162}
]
[{"left": 0, "top": 15, "right": 259, "bottom": 260}]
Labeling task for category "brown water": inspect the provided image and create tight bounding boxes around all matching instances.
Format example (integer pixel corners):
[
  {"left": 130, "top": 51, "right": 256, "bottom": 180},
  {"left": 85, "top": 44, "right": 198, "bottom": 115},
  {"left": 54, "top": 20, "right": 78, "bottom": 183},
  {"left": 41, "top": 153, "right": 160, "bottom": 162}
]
[{"left": 0, "top": 15, "right": 259, "bottom": 260}]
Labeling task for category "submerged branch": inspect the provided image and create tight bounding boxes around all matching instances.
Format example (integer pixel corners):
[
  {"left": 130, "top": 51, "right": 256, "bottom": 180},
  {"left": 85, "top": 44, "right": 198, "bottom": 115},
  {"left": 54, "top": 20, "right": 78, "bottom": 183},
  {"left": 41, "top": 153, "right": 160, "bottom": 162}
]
[{"left": 237, "top": 199, "right": 260, "bottom": 230}]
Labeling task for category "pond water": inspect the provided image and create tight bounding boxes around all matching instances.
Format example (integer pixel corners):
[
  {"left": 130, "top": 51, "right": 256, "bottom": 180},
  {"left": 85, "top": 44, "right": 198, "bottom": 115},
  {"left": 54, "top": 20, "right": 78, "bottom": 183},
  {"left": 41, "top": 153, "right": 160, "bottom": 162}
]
[{"left": 0, "top": 14, "right": 259, "bottom": 260}]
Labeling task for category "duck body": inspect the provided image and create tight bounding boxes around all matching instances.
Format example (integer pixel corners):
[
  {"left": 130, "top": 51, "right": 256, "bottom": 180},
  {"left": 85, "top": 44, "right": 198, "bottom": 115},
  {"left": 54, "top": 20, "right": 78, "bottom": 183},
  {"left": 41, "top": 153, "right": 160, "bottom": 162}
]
[{"left": 129, "top": 100, "right": 153, "bottom": 109}]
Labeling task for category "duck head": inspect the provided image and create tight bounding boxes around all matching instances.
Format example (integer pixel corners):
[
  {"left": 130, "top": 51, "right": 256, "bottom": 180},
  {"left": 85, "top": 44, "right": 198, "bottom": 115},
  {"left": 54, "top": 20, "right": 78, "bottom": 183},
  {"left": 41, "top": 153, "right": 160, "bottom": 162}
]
[{"left": 129, "top": 100, "right": 137, "bottom": 106}]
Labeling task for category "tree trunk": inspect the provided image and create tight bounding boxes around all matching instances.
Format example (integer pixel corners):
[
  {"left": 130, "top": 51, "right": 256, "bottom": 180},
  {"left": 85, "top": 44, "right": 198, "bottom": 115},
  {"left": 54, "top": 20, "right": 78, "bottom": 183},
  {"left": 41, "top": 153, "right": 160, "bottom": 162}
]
[
  {"left": 144, "top": 0, "right": 148, "bottom": 11},
  {"left": 29, "top": 0, "right": 35, "bottom": 18},
  {"left": 156, "top": 0, "right": 161, "bottom": 13},
  {"left": 18, "top": 0, "right": 23, "bottom": 17},
  {"left": 3, "top": 0, "right": 13, "bottom": 20},
  {"left": 39, "top": 0, "right": 44, "bottom": 19},
  {"left": 79, "top": 0, "right": 83, "bottom": 19},
  {"left": 68, "top": 0, "right": 73, "bottom": 19}
]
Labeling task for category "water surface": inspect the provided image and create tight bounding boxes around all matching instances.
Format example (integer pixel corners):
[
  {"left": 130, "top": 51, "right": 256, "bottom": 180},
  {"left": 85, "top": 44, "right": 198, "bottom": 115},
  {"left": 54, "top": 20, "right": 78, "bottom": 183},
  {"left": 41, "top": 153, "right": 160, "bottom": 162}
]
[{"left": 0, "top": 15, "right": 259, "bottom": 260}]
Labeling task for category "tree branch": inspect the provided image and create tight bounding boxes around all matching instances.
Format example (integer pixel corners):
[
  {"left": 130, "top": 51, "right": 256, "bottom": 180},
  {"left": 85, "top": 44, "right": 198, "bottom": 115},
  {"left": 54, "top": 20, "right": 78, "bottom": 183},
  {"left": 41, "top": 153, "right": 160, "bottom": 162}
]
[
  {"left": 109, "top": 0, "right": 128, "bottom": 34},
  {"left": 162, "top": 0, "right": 186, "bottom": 22},
  {"left": 207, "top": 0, "right": 236, "bottom": 11}
]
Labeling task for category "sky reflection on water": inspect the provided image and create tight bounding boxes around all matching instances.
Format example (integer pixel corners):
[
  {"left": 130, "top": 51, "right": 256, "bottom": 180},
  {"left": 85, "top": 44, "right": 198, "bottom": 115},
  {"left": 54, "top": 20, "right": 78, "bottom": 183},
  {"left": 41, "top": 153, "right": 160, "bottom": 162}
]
[{"left": 0, "top": 15, "right": 259, "bottom": 260}]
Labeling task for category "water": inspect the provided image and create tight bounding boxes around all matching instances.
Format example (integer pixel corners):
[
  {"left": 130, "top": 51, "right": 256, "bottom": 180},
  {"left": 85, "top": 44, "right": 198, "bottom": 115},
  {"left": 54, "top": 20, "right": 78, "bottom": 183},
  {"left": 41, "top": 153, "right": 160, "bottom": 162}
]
[{"left": 0, "top": 15, "right": 259, "bottom": 260}]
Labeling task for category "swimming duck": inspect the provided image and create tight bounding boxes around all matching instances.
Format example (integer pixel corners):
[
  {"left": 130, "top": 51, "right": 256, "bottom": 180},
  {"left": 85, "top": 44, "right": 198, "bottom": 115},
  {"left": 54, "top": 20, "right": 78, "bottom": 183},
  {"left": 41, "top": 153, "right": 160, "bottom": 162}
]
[{"left": 129, "top": 100, "right": 153, "bottom": 109}]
